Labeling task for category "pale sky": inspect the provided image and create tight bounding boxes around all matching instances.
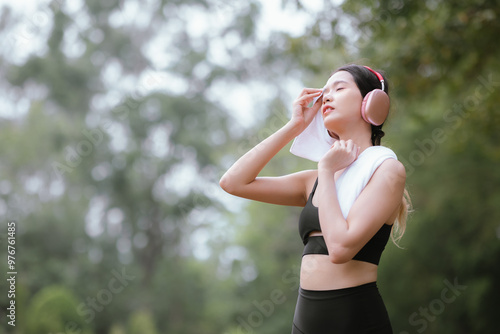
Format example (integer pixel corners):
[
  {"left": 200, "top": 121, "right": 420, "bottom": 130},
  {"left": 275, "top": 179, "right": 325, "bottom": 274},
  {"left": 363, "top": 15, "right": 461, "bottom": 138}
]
[{"left": 0, "top": 0, "right": 330, "bottom": 125}]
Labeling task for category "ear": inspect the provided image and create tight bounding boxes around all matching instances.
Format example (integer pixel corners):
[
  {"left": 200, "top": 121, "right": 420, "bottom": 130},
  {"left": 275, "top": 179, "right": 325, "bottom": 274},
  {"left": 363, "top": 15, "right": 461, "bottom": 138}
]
[{"left": 361, "top": 89, "right": 390, "bottom": 126}]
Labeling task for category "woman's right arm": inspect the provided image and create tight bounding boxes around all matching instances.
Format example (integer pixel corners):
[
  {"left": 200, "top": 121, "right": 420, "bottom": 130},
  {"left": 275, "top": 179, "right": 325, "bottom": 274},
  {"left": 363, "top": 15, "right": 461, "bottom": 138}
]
[{"left": 219, "top": 88, "right": 323, "bottom": 207}]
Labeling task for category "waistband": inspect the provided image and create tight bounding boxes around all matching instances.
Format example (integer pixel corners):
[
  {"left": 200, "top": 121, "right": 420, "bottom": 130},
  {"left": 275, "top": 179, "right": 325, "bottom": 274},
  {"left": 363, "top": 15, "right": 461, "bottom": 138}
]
[{"left": 299, "top": 282, "right": 378, "bottom": 300}]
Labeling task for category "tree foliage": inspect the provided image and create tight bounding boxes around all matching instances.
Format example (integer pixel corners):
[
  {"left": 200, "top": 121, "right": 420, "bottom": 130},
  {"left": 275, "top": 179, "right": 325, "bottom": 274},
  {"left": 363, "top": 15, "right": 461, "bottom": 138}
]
[{"left": 0, "top": 0, "right": 498, "bottom": 333}]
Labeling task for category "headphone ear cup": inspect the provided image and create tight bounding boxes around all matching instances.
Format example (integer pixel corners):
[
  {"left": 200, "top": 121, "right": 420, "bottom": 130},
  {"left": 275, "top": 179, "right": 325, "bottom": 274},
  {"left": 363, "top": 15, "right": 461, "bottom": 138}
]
[{"left": 361, "top": 89, "right": 390, "bottom": 126}]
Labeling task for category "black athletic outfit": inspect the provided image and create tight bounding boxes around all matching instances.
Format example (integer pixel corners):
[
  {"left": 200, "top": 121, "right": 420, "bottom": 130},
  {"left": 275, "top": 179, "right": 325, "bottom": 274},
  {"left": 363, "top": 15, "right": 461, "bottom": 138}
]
[{"left": 292, "top": 178, "right": 393, "bottom": 334}]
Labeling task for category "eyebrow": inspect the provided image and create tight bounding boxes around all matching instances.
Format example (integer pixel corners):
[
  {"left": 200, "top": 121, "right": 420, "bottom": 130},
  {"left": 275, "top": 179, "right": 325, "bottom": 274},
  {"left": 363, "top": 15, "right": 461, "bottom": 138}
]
[
  {"left": 331, "top": 80, "right": 348, "bottom": 86},
  {"left": 324, "top": 80, "right": 349, "bottom": 92}
]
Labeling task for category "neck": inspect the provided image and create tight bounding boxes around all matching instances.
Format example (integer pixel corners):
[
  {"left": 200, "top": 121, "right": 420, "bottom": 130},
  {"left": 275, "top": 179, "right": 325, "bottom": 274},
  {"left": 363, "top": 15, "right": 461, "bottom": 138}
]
[
  {"left": 341, "top": 135, "right": 373, "bottom": 154},
  {"left": 334, "top": 122, "right": 373, "bottom": 154}
]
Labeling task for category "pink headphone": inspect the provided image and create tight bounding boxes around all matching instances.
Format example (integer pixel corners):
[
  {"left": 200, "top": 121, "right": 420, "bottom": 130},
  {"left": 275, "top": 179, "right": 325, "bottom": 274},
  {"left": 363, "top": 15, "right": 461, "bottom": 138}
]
[{"left": 361, "top": 66, "right": 390, "bottom": 126}]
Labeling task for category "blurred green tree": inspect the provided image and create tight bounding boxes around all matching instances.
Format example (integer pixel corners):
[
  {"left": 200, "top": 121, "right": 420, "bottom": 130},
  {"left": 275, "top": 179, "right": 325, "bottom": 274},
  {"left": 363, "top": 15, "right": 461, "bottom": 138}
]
[
  {"left": 25, "top": 285, "right": 93, "bottom": 334},
  {"left": 0, "top": 0, "right": 260, "bottom": 333},
  {"left": 127, "top": 309, "right": 158, "bottom": 334}
]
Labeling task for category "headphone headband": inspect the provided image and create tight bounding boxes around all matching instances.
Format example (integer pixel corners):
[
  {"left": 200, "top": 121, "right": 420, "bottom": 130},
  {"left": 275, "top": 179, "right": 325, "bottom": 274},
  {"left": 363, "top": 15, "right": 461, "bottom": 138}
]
[{"left": 364, "top": 66, "right": 385, "bottom": 91}]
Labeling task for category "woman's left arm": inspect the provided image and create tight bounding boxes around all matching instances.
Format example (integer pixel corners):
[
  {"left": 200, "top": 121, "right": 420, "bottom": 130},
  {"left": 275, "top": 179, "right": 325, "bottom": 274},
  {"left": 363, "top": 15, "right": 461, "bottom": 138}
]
[{"left": 316, "top": 141, "right": 406, "bottom": 264}]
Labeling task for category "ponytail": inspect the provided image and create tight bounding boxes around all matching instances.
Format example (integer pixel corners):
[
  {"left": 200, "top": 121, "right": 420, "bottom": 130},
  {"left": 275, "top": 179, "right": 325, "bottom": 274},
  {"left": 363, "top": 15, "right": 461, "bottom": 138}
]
[{"left": 391, "top": 187, "right": 412, "bottom": 247}]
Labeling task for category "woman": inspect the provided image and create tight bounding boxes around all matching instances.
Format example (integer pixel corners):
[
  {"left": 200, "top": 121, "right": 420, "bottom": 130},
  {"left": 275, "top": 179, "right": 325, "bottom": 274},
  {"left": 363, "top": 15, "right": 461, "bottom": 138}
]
[{"left": 220, "top": 64, "right": 410, "bottom": 333}]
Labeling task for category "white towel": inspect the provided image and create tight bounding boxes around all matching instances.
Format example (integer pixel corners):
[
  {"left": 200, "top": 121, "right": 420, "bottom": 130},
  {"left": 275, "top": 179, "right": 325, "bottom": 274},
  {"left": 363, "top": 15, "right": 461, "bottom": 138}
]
[
  {"left": 335, "top": 146, "right": 397, "bottom": 218},
  {"left": 289, "top": 89, "right": 337, "bottom": 162}
]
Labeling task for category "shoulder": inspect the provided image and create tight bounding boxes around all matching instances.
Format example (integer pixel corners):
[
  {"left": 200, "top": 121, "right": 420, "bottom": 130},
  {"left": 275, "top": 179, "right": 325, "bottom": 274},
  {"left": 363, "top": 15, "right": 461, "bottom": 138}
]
[
  {"left": 365, "top": 145, "right": 397, "bottom": 160},
  {"left": 373, "top": 158, "right": 406, "bottom": 189},
  {"left": 364, "top": 146, "right": 404, "bottom": 177},
  {"left": 380, "top": 158, "right": 406, "bottom": 175}
]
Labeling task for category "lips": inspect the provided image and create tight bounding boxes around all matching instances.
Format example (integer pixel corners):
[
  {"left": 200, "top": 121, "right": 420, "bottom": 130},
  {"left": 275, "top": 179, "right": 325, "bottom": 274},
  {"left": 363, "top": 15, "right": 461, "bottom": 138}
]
[{"left": 322, "top": 105, "right": 335, "bottom": 115}]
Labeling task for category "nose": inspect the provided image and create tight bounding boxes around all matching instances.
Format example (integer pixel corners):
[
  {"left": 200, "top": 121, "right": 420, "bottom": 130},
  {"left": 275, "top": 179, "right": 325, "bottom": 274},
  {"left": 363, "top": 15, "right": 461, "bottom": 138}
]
[{"left": 323, "top": 93, "right": 332, "bottom": 103}]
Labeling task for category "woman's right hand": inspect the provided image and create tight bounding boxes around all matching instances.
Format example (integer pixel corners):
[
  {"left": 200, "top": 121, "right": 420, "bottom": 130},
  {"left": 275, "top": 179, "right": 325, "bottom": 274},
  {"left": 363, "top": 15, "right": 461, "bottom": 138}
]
[{"left": 290, "top": 88, "right": 324, "bottom": 133}]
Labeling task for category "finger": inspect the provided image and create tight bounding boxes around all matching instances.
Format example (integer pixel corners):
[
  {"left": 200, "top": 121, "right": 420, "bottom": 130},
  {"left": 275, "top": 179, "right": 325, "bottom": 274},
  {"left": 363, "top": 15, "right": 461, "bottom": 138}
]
[
  {"left": 296, "top": 91, "right": 323, "bottom": 106},
  {"left": 301, "top": 88, "right": 324, "bottom": 95},
  {"left": 346, "top": 140, "right": 354, "bottom": 152},
  {"left": 304, "top": 90, "right": 323, "bottom": 100},
  {"left": 352, "top": 144, "right": 359, "bottom": 157},
  {"left": 311, "top": 92, "right": 323, "bottom": 106}
]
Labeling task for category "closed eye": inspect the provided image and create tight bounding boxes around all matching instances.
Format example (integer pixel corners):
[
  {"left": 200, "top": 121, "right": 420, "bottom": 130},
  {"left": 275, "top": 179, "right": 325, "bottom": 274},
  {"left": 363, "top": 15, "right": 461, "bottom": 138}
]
[{"left": 336, "top": 87, "right": 345, "bottom": 91}]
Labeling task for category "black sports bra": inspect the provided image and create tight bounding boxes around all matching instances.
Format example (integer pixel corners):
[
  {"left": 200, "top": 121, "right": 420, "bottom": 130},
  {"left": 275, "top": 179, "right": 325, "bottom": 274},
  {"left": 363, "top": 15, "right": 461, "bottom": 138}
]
[{"left": 298, "top": 178, "right": 391, "bottom": 265}]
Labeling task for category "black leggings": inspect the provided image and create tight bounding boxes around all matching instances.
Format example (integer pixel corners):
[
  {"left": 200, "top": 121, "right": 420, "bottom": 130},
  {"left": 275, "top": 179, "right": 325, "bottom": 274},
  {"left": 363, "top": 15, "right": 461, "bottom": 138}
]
[{"left": 292, "top": 282, "right": 393, "bottom": 334}]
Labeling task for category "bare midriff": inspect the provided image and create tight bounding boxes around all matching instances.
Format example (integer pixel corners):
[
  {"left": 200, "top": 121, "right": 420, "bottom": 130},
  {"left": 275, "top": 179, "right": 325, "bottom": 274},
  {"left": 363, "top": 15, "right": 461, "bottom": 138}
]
[{"left": 300, "top": 231, "right": 378, "bottom": 291}]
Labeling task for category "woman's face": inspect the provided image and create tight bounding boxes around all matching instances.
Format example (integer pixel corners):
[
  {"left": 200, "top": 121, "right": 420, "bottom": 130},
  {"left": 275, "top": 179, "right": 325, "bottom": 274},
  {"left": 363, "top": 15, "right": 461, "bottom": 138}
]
[{"left": 321, "top": 70, "right": 363, "bottom": 135}]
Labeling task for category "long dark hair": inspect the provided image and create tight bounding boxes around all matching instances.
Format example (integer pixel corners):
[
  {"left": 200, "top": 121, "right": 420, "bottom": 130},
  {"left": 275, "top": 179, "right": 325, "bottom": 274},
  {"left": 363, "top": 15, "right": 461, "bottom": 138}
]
[{"left": 334, "top": 64, "right": 390, "bottom": 146}]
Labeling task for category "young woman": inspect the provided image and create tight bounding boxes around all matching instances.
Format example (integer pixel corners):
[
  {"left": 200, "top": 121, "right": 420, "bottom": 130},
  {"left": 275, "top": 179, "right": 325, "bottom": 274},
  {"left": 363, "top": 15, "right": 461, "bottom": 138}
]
[{"left": 220, "top": 64, "right": 410, "bottom": 333}]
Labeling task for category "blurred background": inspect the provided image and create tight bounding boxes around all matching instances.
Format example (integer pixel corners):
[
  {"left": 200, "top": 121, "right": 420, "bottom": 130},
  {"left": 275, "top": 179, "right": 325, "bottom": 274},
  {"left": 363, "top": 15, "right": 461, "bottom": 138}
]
[{"left": 0, "top": 0, "right": 499, "bottom": 333}]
